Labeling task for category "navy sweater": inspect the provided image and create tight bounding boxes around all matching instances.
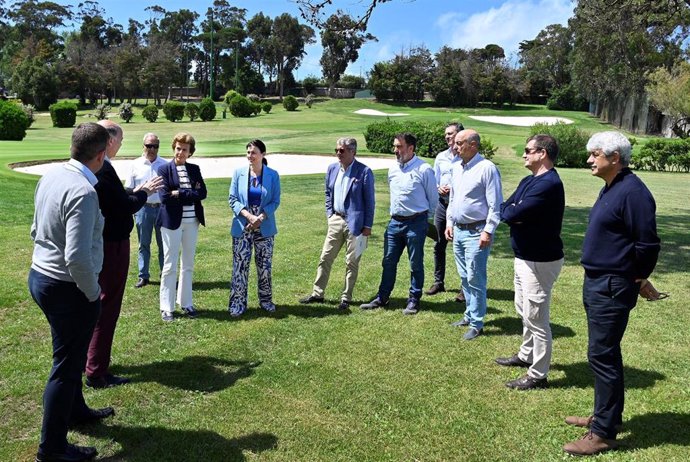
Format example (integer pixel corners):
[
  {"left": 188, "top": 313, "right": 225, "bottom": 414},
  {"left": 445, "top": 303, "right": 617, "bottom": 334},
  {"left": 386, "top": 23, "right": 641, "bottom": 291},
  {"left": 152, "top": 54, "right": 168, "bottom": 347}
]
[
  {"left": 581, "top": 168, "right": 660, "bottom": 279},
  {"left": 500, "top": 168, "right": 564, "bottom": 262}
]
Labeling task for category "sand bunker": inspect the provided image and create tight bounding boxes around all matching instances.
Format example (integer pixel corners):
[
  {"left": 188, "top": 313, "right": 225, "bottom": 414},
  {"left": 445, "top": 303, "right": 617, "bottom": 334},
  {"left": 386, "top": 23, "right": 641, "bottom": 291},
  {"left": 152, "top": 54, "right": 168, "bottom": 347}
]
[
  {"left": 13, "top": 154, "right": 396, "bottom": 180},
  {"left": 468, "top": 116, "right": 573, "bottom": 126},
  {"left": 354, "top": 109, "right": 409, "bottom": 117}
]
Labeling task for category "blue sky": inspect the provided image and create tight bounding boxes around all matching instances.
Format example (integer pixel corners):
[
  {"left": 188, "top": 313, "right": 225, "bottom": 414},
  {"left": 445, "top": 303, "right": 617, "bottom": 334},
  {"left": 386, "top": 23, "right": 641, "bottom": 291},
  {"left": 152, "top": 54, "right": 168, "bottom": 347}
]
[{"left": 57, "top": 0, "right": 575, "bottom": 78}]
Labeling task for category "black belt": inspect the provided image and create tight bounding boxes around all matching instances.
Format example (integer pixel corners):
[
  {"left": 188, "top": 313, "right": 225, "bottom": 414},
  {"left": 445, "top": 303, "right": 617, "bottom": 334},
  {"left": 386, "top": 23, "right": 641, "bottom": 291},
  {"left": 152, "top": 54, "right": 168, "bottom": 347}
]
[
  {"left": 333, "top": 211, "right": 346, "bottom": 218},
  {"left": 145, "top": 203, "right": 161, "bottom": 208},
  {"left": 455, "top": 220, "right": 485, "bottom": 230},
  {"left": 392, "top": 211, "right": 427, "bottom": 221}
]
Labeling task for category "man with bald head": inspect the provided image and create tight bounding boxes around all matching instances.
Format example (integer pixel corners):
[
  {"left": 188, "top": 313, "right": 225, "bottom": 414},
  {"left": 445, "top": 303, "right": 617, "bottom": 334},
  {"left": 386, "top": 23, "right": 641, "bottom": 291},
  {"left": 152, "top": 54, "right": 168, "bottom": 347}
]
[
  {"left": 86, "top": 120, "right": 161, "bottom": 389},
  {"left": 125, "top": 133, "right": 166, "bottom": 288},
  {"left": 445, "top": 129, "right": 502, "bottom": 340}
]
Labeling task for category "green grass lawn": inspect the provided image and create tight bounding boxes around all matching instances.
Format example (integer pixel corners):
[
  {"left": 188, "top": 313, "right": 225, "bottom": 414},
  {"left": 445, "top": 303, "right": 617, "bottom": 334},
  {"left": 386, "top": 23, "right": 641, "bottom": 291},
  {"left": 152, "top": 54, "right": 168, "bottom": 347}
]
[{"left": 1, "top": 100, "right": 689, "bottom": 461}]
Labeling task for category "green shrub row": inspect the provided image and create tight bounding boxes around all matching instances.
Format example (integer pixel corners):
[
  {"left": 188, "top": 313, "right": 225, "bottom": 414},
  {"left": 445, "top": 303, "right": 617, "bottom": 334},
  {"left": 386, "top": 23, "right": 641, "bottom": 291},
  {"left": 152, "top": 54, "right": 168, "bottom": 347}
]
[
  {"left": 528, "top": 122, "right": 590, "bottom": 168},
  {"left": 633, "top": 138, "right": 690, "bottom": 172},
  {"left": 49, "top": 101, "right": 78, "bottom": 128},
  {"left": 0, "top": 99, "right": 31, "bottom": 140},
  {"left": 362, "top": 119, "right": 498, "bottom": 158}
]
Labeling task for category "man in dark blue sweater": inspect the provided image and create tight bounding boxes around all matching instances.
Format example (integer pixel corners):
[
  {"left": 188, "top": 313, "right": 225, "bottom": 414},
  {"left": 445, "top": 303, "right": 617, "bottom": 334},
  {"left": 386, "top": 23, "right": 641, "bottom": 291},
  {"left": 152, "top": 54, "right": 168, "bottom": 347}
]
[
  {"left": 498, "top": 134, "right": 564, "bottom": 390},
  {"left": 563, "top": 131, "right": 660, "bottom": 456}
]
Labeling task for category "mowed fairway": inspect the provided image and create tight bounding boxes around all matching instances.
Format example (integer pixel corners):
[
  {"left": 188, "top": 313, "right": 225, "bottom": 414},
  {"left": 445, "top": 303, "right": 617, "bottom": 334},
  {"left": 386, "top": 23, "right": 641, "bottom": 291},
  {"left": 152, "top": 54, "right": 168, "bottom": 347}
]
[{"left": 1, "top": 99, "right": 688, "bottom": 461}]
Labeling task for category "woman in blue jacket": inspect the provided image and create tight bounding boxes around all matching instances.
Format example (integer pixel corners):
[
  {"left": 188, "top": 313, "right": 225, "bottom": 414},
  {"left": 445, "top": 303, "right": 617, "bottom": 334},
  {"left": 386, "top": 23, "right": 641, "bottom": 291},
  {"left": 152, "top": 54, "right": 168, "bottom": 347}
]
[{"left": 228, "top": 139, "right": 280, "bottom": 316}]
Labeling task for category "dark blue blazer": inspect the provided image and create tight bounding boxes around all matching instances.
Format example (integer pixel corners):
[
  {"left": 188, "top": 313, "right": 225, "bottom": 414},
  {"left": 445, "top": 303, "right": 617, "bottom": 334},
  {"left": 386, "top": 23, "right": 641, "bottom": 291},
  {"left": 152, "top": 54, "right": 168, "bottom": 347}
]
[
  {"left": 325, "top": 159, "right": 375, "bottom": 236},
  {"left": 157, "top": 160, "right": 207, "bottom": 230}
]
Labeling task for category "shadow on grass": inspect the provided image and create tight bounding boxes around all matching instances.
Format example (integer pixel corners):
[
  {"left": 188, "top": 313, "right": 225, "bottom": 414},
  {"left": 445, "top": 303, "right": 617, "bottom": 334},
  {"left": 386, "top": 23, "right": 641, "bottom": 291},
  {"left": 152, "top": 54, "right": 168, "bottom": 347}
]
[
  {"left": 619, "top": 412, "right": 690, "bottom": 451},
  {"left": 112, "top": 356, "right": 260, "bottom": 392},
  {"left": 79, "top": 424, "right": 277, "bottom": 461},
  {"left": 200, "top": 303, "right": 353, "bottom": 322},
  {"left": 549, "top": 362, "right": 665, "bottom": 389},
  {"left": 485, "top": 315, "right": 576, "bottom": 338}
]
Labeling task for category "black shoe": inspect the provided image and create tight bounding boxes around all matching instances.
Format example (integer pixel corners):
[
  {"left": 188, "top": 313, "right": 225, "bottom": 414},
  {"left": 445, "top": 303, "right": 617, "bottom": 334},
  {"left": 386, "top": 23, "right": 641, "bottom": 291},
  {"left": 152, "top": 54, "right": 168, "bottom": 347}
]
[
  {"left": 338, "top": 300, "right": 350, "bottom": 310},
  {"left": 36, "top": 443, "right": 97, "bottom": 462},
  {"left": 424, "top": 283, "right": 445, "bottom": 295},
  {"left": 450, "top": 318, "right": 470, "bottom": 327},
  {"left": 360, "top": 297, "right": 388, "bottom": 310},
  {"left": 86, "top": 373, "right": 130, "bottom": 389},
  {"left": 69, "top": 406, "right": 115, "bottom": 427},
  {"left": 495, "top": 354, "right": 532, "bottom": 368},
  {"left": 299, "top": 294, "right": 324, "bottom": 304},
  {"left": 134, "top": 277, "right": 149, "bottom": 288},
  {"left": 402, "top": 298, "right": 420, "bottom": 315},
  {"left": 506, "top": 374, "right": 548, "bottom": 390}
]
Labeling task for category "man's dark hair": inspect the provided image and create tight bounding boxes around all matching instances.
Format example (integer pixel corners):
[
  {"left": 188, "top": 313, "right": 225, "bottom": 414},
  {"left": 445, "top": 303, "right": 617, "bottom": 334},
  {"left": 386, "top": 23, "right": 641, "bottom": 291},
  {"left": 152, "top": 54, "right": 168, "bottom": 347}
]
[
  {"left": 70, "top": 123, "right": 109, "bottom": 163},
  {"left": 446, "top": 122, "right": 464, "bottom": 131},
  {"left": 527, "top": 134, "right": 559, "bottom": 162},
  {"left": 394, "top": 132, "right": 417, "bottom": 150}
]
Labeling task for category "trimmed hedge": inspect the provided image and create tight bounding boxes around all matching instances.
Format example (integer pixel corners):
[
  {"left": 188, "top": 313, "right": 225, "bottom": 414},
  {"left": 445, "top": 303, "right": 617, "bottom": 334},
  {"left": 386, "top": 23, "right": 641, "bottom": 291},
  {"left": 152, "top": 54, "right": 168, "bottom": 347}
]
[
  {"left": 283, "top": 95, "right": 299, "bottom": 111},
  {"left": 163, "top": 101, "right": 185, "bottom": 122},
  {"left": 142, "top": 105, "right": 159, "bottom": 123},
  {"left": 261, "top": 102, "right": 272, "bottom": 114},
  {"left": 185, "top": 103, "right": 199, "bottom": 121},
  {"left": 228, "top": 95, "right": 255, "bottom": 117},
  {"left": 49, "top": 101, "right": 78, "bottom": 128},
  {"left": 528, "top": 122, "right": 589, "bottom": 168},
  {"left": 632, "top": 138, "right": 690, "bottom": 172},
  {"left": 199, "top": 98, "right": 216, "bottom": 121},
  {"left": 0, "top": 100, "right": 30, "bottom": 140},
  {"left": 362, "top": 119, "right": 491, "bottom": 158}
]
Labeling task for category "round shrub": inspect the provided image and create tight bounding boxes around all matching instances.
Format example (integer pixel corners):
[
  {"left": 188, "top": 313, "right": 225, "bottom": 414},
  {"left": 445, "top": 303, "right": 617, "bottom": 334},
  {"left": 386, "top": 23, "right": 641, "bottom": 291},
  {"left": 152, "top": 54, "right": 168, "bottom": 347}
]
[
  {"left": 283, "top": 95, "right": 299, "bottom": 111},
  {"left": 199, "top": 97, "right": 216, "bottom": 121},
  {"left": 528, "top": 122, "right": 589, "bottom": 168},
  {"left": 119, "top": 103, "right": 134, "bottom": 123},
  {"left": 142, "top": 105, "right": 159, "bottom": 123},
  {"left": 163, "top": 100, "right": 185, "bottom": 122},
  {"left": 222, "top": 90, "right": 240, "bottom": 107},
  {"left": 261, "top": 102, "right": 272, "bottom": 114},
  {"left": 185, "top": 102, "right": 199, "bottom": 121},
  {"left": 229, "top": 94, "right": 255, "bottom": 118},
  {"left": 21, "top": 104, "right": 36, "bottom": 127},
  {"left": 0, "top": 99, "right": 30, "bottom": 140},
  {"left": 252, "top": 102, "right": 262, "bottom": 116},
  {"left": 49, "top": 101, "right": 78, "bottom": 128}
]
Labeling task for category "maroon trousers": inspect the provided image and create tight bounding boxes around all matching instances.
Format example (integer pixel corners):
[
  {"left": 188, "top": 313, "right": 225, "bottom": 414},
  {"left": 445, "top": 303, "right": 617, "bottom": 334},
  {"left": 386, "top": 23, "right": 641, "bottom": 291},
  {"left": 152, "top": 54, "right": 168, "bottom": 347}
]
[{"left": 86, "top": 239, "right": 129, "bottom": 378}]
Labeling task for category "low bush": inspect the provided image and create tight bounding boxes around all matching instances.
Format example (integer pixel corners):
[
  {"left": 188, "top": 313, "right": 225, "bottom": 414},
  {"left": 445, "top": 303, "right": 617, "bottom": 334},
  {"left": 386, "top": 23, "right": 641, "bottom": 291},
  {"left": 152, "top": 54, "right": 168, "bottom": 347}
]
[
  {"left": 261, "top": 102, "right": 272, "bottom": 114},
  {"left": 142, "top": 105, "right": 159, "bottom": 123},
  {"left": 163, "top": 100, "right": 185, "bottom": 122},
  {"left": 528, "top": 122, "right": 590, "bottom": 168},
  {"left": 223, "top": 90, "right": 240, "bottom": 107},
  {"left": 199, "top": 97, "right": 216, "bottom": 121},
  {"left": 119, "top": 103, "right": 134, "bottom": 123},
  {"left": 252, "top": 102, "right": 262, "bottom": 116},
  {"left": 632, "top": 138, "right": 690, "bottom": 172},
  {"left": 0, "top": 100, "right": 30, "bottom": 140},
  {"left": 185, "top": 103, "right": 199, "bottom": 121},
  {"left": 228, "top": 94, "right": 255, "bottom": 118},
  {"left": 21, "top": 104, "right": 36, "bottom": 127},
  {"left": 364, "top": 119, "right": 465, "bottom": 157},
  {"left": 49, "top": 101, "right": 78, "bottom": 128},
  {"left": 283, "top": 95, "right": 299, "bottom": 111},
  {"left": 94, "top": 103, "right": 110, "bottom": 120}
]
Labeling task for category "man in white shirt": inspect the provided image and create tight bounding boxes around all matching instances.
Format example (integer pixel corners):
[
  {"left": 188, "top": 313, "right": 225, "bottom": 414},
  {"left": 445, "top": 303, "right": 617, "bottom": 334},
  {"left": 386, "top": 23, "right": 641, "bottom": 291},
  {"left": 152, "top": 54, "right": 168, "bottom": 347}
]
[{"left": 125, "top": 133, "right": 167, "bottom": 288}]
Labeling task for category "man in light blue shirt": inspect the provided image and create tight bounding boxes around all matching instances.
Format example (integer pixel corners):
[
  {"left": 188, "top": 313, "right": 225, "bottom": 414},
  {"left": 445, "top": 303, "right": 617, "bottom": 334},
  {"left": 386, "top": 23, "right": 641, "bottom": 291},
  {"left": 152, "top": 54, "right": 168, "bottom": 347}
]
[
  {"left": 445, "top": 129, "right": 502, "bottom": 340},
  {"left": 361, "top": 133, "right": 437, "bottom": 314},
  {"left": 427, "top": 122, "right": 465, "bottom": 301}
]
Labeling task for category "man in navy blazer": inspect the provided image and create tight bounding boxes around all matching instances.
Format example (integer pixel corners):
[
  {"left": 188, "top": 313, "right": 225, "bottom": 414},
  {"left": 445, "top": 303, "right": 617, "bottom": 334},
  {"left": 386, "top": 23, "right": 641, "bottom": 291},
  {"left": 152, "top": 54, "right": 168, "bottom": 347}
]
[{"left": 300, "top": 137, "right": 375, "bottom": 310}]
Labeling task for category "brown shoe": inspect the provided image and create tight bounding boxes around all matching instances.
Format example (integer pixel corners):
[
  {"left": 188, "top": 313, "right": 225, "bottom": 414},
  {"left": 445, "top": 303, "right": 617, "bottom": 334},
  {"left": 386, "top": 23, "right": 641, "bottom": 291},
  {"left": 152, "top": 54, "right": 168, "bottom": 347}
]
[
  {"left": 565, "top": 415, "right": 622, "bottom": 432},
  {"left": 455, "top": 292, "right": 466, "bottom": 303},
  {"left": 425, "top": 283, "right": 445, "bottom": 295},
  {"left": 563, "top": 431, "right": 618, "bottom": 456}
]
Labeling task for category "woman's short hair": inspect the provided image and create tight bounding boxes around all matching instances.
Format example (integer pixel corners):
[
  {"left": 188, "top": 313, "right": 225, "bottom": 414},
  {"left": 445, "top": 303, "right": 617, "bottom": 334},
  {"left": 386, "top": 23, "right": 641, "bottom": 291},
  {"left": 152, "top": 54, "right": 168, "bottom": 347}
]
[{"left": 172, "top": 132, "right": 196, "bottom": 155}]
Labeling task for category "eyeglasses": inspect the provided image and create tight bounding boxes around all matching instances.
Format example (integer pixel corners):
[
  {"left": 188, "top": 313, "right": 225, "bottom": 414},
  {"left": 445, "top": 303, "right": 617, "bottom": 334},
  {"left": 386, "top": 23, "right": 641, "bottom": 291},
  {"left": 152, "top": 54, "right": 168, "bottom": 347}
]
[
  {"left": 524, "top": 147, "right": 542, "bottom": 155},
  {"left": 335, "top": 148, "right": 347, "bottom": 154},
  {"left": 145, "top": 144, "right": 160, "bottom": 149}
]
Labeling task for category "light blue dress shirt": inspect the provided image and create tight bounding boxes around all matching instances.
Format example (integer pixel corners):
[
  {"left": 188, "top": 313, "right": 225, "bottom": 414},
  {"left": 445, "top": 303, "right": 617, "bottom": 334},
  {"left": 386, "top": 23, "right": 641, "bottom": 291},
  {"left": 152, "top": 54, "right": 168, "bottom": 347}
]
[
  {"left": 333, "top": 162, "right": 353, "bottom": 215},
  {"left": 446, "top": 153, "right": 503, "bottom": 234},
  {"left": 433, "top": 147, "right": 459, "bottom": 187},
  {"left": 388, "top": 155, "right": 438, "bottom": 216}
]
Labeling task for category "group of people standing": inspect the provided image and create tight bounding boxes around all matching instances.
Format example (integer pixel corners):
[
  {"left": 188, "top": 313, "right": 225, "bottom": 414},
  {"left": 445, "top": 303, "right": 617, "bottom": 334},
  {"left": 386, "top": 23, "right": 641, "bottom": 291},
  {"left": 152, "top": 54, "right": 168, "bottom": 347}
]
[{"left": 28, "top": 118, "right": 659, "bottom": 460}]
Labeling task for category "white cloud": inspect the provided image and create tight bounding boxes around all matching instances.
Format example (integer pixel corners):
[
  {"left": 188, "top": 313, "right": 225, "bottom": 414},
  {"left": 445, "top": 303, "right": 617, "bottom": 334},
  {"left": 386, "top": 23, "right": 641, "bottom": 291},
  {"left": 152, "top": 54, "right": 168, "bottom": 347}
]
[{"left": 437, "top": 0, "right": 573, "bottom": 54}]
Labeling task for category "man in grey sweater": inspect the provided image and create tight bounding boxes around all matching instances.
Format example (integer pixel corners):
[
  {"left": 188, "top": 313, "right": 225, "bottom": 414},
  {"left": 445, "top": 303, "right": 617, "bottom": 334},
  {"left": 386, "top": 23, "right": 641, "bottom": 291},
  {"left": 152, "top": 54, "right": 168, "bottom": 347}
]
[{"left": 28, "top": 123, "right": 115, "bottom": 462}]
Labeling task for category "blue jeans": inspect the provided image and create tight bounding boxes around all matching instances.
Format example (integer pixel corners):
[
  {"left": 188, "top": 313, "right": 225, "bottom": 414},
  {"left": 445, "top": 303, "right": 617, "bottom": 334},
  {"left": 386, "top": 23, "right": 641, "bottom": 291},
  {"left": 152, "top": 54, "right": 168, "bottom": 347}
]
[
  {"left": 453, "top": 225, "right": 491, "bottom": 329},
  {"left": 135, "top": 204, "right": 163, "bottom": 279},
  {"left": 28, "top": 269, "right": 101, "bottom": 455},
  {"left": 377, "top": 214, "right": 428, "bottom": 301},
  {"left": 583, "top": 273, "right": 639, "bottom": 440}
]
